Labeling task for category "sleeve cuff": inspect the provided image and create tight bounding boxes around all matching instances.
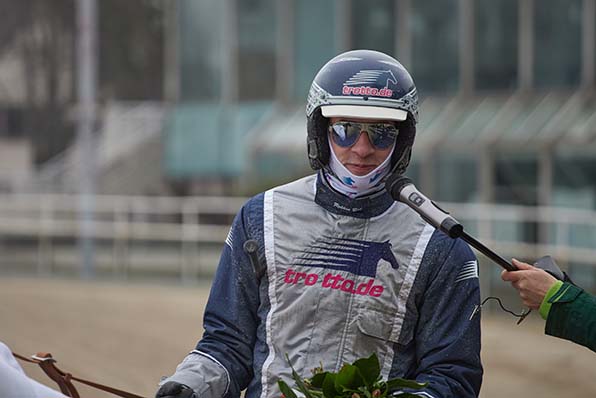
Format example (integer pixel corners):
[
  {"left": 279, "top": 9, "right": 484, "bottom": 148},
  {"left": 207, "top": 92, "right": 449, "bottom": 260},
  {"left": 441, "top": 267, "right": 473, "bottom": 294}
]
[{"left": 539, "top": 280, "right": 564, "bottom": 320}]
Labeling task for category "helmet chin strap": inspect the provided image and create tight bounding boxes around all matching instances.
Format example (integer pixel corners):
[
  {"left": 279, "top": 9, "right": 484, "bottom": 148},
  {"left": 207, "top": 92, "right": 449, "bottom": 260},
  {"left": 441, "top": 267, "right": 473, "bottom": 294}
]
[{"left": 324, "top": 136, "right": 395, "bottom": 198}]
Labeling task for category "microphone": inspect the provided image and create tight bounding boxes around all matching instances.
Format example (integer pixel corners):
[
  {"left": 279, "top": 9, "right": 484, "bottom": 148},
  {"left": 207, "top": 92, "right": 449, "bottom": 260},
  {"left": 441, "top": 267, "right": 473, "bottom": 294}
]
[
  {"left": 385, "top": 174, "right": 517, "bottom": 272},
  {"left": 386, "top": 174, "right": 463, "bottom": 238}
]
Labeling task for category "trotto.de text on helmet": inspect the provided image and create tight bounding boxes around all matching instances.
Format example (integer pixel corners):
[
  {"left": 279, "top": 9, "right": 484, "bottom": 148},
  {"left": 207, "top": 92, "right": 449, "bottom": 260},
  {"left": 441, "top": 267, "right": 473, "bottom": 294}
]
[{"left": 342, "top": 86, "right": 393, "bottom": 97}]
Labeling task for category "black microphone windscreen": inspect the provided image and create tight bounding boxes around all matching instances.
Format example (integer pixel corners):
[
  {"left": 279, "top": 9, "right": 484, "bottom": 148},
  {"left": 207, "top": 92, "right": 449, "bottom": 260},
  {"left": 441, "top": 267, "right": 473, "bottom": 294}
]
[{"left": 385, "top": 174, "right": 412, "bottom": 200}]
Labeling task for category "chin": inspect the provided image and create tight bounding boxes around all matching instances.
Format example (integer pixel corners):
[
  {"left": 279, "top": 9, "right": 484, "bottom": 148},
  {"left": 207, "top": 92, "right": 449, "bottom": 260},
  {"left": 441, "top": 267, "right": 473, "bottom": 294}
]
[{"left": 348, "top": 166, "right": 376, "bottom": 175}]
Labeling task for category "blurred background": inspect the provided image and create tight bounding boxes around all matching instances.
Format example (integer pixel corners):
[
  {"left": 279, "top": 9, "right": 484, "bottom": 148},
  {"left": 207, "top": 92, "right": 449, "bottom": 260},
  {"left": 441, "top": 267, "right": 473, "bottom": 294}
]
[{"left": 0, "top": 0, "right": 594, "bottom": 397}]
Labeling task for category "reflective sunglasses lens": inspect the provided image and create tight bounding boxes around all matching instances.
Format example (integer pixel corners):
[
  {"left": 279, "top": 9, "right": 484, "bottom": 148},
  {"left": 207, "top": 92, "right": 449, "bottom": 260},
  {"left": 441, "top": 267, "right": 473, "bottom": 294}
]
[
  {"left": 368, "top": 124, "right": 398, "bottom": 149},
  {"left": 331, "top": 123, "right": 359, "bottom": 147}
]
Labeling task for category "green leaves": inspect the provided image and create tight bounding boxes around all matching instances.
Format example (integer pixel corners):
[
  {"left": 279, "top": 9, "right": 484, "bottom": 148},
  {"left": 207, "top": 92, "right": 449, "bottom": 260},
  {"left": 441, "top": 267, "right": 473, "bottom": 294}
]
[
  {"left": 278, "top": 380, "right": 298, "bottom": 398},
  {"left": 309, "top": 372, "right": 329, "bottom": 389},
  {"left": 352, "top": 354, "right": 380, "bottom": 388},
  {"left": 278, "top": 353, "right": 427, "bottom": 398},
  {"left": 335, "top": 364, "right": 365, "bottom": 392},
  {"left": 322, "top": 372, "right": 338, "bottom": 398}
]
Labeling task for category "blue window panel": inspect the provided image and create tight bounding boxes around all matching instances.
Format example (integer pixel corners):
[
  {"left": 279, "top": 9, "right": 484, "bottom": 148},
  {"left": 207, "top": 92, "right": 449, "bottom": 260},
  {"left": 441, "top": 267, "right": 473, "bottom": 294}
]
[
  {"left": 164, "top": 103, "right": 271, "bottom": 177},
  {"left": 294, "top": 0, "right": 337, "bottom": 100},
  {"left": 238, "top": 0, "right": 277, "bottom": 100},
  {"left": 411, "top": 0, "right": 459, "bottom": 94},
  {"left": 534, "top": 0, "right": 582, "bottom": 88},
  {"left": 475, "top": 0, "right": 518, "bottom": 91},
  {"left": 350, "top": 0, "right": 396, "bottom": 56},
  {"left": 179, "top": 0, "right": 224, "bottom": 101}
]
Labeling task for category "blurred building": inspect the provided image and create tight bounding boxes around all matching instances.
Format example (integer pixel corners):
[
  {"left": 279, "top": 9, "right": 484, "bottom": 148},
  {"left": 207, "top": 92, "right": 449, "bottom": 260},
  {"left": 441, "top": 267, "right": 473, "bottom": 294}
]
[
  {"left": 165, "top": 0, "right": 596, "bottom": 209},
  {"left": 1, "top": 1, "right": 593, "bottom": 206}
]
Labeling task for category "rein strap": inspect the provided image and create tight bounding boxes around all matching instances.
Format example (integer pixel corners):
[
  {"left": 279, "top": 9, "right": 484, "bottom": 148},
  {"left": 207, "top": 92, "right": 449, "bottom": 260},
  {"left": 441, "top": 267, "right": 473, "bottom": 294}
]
[{"left": 13, "top": 351, "right": 145, "bottom": 398}]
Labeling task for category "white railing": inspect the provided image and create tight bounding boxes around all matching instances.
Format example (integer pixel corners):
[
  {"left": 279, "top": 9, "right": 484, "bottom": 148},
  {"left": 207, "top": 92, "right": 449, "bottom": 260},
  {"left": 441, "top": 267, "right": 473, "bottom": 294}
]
[
  {"left": 0, "top": 194, "right": 246, "bottom": 280},
  {"left": 0, "top": 194, "right": 594, "bottom": 281},
  {"left": 446, "top": 203, "right": 596, "bottom": 267}
]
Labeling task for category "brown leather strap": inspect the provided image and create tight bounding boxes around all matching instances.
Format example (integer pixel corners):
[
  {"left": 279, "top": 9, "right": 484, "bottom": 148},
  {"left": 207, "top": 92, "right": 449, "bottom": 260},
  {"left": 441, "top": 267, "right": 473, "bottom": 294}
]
[
  {"left": 13, "top": 352, "right": 145, "bottom": 398},
  {"left": 12, "top": 352, "right": 79, "bottom": 397}
]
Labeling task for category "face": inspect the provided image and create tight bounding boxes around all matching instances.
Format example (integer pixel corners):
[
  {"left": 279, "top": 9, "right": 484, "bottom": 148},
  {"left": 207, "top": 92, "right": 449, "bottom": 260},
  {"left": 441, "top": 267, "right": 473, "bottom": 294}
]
[{"left": 328, "top": 117, "right": 396, "bottom": 176}]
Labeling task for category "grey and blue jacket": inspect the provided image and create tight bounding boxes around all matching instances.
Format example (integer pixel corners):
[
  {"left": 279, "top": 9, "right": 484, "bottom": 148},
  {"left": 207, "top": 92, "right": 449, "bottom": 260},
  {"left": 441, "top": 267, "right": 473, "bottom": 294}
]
[{"left": 163, "top": 173, "right": 483, "bottom": 398}]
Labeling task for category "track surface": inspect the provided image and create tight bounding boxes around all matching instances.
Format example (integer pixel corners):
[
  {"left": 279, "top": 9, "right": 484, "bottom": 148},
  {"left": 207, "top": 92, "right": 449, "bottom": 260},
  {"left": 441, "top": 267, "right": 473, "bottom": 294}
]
[{"left": 1, "top": 277, "right": 594, "bottom": 397}]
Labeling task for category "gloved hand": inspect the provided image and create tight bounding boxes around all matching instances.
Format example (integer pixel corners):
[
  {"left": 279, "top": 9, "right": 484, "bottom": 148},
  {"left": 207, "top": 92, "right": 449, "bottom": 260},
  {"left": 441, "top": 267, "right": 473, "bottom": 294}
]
[{"left": 155, "top": 381, "right": 197, "bottom": 398}]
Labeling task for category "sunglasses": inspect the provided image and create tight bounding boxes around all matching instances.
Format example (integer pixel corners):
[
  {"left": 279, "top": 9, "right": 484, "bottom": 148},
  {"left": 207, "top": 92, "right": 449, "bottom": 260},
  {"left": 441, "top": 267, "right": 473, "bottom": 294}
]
[{"left": 329, "top": 121, "right": 399, "bottom": 149}]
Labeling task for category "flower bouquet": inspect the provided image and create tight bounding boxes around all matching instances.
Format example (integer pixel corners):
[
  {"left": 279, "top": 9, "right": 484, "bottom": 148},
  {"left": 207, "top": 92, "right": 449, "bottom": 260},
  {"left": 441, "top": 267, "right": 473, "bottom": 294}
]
[{"left": 278, "top": 353, "right": 427, "bottom": 398}]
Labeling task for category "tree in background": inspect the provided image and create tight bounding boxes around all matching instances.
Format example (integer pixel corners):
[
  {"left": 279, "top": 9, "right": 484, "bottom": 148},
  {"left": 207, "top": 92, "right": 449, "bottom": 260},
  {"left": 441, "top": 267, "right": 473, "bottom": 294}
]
[
  {"left": 0, "top": 0, "right": 164, "bottom": 164},
  {"left": 98, "top": 0, "right": 164, "bottom": 101},
  {"left": 0, "top": 0, "right": 75, "bottom": 164}
]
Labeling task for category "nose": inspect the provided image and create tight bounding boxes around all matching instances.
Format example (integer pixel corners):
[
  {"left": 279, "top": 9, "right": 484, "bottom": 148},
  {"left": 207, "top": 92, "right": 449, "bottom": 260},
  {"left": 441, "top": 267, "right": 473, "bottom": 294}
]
[{"left": 351, "top": 131, "right": 376, "bottom": 157}]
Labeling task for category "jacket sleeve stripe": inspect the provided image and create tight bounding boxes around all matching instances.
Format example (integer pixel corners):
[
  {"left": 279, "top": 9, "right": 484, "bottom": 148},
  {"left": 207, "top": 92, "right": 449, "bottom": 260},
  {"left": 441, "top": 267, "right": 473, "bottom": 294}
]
[
  {"left": 260, "top": 189, "right": 279, "bottom": 398},
  {"left": 225, "top": 228, "right": 234, "bottom": 248},
  {"left": 455, "top": 260, "right": 478, "bottom": 283}
]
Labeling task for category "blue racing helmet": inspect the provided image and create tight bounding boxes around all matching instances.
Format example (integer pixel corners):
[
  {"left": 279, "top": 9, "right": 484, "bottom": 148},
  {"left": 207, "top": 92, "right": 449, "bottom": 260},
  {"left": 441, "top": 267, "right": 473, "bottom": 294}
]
[{"left": 306, "top": 49, "right": 419, "bottom": 175}]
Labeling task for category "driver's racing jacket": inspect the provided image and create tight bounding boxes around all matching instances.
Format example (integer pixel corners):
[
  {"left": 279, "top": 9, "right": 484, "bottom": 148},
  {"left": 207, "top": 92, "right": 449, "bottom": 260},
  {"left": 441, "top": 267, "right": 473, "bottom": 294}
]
[{"left": 162, "top": 173, "right": 483, "bottom": 398}]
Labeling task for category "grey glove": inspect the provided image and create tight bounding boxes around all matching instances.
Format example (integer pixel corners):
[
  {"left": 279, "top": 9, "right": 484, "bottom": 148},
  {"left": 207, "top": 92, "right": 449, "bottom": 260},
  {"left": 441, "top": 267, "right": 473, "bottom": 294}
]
[
  {"left": 157, "top": 351, "right": 230, "bottom": 398},
  {"left": 155, "top": 381, "right": 197, "bottom": 398}
]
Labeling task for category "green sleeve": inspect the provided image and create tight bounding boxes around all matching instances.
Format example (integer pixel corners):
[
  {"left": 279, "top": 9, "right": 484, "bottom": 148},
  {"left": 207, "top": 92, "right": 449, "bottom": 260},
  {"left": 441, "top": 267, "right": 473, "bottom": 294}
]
[
  {"left": 539, "top": 280, "right": 563, "bottom": 320},
  {"left": 544, "top": 282, "right": 596, "bottom": 352}
]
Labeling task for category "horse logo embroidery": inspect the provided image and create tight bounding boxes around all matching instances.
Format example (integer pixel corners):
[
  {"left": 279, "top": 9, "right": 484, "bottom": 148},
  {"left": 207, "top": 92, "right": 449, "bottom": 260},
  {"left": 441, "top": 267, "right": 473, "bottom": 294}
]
[
  {"left": 294, "top": 236, "right": 399, "bottom": 278},
  {"left": 344, "top": 69, "right": 398, "bottom": 89}
]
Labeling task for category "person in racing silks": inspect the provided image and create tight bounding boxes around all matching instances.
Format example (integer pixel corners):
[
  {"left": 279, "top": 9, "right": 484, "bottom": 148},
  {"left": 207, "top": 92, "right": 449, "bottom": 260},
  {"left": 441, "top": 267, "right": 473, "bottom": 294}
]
[
  {"left": 0, "top": 341, "right": 67, "bottom": 398},
  {"left": 156, "top": 50, "right": 483, "bottom": 398}
]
